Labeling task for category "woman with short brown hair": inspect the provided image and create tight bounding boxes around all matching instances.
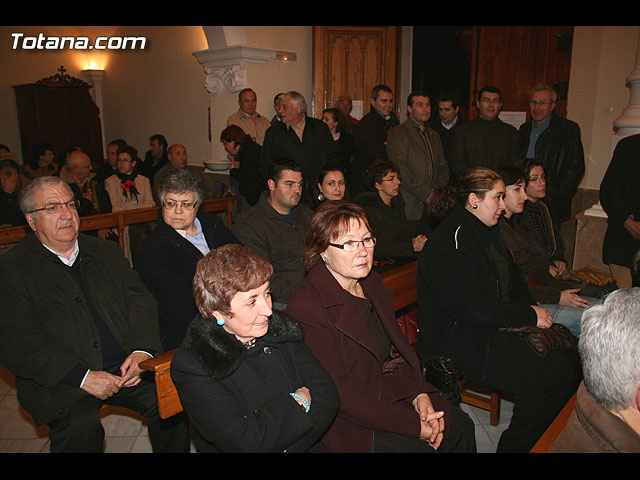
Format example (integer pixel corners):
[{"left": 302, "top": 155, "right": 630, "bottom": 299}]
[{"left": 171, "top": 244, "right": 339, "bottom": 452}]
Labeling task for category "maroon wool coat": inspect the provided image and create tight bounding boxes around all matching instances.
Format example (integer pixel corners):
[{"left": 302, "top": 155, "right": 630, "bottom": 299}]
[{"left": 286, "top": 261, "right": 450, "bottom": 453}]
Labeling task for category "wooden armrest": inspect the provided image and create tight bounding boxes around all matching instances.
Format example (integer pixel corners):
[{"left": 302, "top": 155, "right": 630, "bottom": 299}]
[
  {"left": 139, "top": 349, "right": 183, "bottom": 419},
  {"left": 139, "top": 349, "right": 177, "bottom": 373},
  {"left": 530, "top": 392, "right": 576, "bottom": 453}
]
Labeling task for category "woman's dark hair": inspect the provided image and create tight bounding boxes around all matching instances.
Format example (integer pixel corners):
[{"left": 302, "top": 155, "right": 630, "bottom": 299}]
[
  {"left": 316, "top": 162, "right": 346, "bottom": 185},
  {"left": 322, "top": 107, "right": 346, "bottom": 133},
  {"left": 519, "top": 158, "right": 545, "bottom": 185},
  {"left": 192, "top": 244, "right": 274, "bottom": 318},
  {"left": 304, "top": 200, "right": 372, "bottom": 271},
  {"left": 494, "top": 164, "right": 526, "bottom": 187},
  {"left": 429, "top": 166, "right": 503, "bottom": 219},
  {"left": 220, "top": 124, "right": 251, "bottom": 146},
  {"left": 30, "top": 143, "right": 55, "bottom": 169},
  {"left": 364, "top": 159, "right": 398, "bottom": 191},
  {"left": 117, "top": 144, "right": 140, "bottom": 163}
]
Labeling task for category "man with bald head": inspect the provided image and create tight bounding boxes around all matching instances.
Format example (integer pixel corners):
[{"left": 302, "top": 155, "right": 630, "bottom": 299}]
[
  {"left": 58, "top": 151, "right": 113, "bottom": 240},
  {"left": 153, "top": 143, "right": 206, "bottom": 202}
]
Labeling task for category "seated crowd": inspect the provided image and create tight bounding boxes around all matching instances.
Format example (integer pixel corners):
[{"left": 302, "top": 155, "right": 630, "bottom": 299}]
[{"left": 1, "top": 84, "right": 639, "bottom": 454}]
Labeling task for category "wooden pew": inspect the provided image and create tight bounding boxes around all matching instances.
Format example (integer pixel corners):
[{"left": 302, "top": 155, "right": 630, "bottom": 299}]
[
  {"left": 139, "top": 261, "right": 421, "bottom": 419},
  {"left": 529, "top": 393, "right": 577, "bottom": 452},
  {"left": 0, "top": 196, "right": 234, "bottom": 250}
]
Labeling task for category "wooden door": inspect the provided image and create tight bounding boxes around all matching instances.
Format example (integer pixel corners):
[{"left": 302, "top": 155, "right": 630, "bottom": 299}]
[
  {"left": 469, "top": 26, "right": 574, "bottom": 120},
  {"left": 312, "top": 26, "right": 401, "bottom": 119}
]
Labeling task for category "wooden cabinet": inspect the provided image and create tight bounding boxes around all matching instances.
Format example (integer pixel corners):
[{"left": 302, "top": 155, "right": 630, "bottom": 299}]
[
  {"left": 312, "top": 26, "right": 401, "bottom": 119},
  {"left": 13, "top": 67, "right": 104, "bottom": 168}
]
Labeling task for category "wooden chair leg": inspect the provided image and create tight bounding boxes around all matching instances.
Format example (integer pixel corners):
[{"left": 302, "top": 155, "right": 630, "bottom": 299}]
[{"left": 460, "top": 380, "right": 502, "bottom": 426}]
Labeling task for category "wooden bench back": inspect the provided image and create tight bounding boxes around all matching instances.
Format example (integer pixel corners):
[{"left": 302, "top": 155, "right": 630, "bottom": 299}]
[{"left": 0, "top": 197, "right": 234, "bottom": 250}]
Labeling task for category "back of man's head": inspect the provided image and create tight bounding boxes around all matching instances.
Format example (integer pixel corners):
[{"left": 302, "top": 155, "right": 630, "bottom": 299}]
[{"left": 580, "top": 288, "right": 640, "bottom": 412}]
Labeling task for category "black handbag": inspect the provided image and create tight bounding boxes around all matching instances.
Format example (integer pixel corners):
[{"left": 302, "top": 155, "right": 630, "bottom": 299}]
[{"left": 421, "top": 356, "right": 462, "bottom": 404}]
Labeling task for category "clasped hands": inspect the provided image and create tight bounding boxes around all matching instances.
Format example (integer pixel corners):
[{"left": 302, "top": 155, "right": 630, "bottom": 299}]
[
  {"left": 413, "top": 393, "right": 445, "bottom": 449},
  {"left": 81, "top": 351, "right": 151, "bottom": 400}
]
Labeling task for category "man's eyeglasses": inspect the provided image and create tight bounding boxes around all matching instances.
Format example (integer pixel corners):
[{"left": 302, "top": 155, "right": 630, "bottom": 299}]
[
  {"left": 329, "top": 237, "right": 376, "bottom": 252},
  {"left": 163, "top": 199, "right": 198, "bottom": 210},
  {"left": 27, "top": 200, "right": 78, "bottom": 214},
  {"left": 529, "top": 100, "right": 553, "bottom": 107}
]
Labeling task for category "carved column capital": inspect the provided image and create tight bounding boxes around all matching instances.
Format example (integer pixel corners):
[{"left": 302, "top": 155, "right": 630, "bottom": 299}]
[
  {"left": 193, "top": 45, "right": 274, "bottom": 95},
  {"left": 203, "top": 64, "right": 247, "bottom": 94}
]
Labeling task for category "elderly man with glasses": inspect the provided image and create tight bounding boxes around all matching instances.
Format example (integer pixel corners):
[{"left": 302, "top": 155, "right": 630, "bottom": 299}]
[
  {"left": 134, "top": 168, "right": 240, "bottom": 352},
  {"left": 0, "top": 175, "right": 190, "bottom": 453}
]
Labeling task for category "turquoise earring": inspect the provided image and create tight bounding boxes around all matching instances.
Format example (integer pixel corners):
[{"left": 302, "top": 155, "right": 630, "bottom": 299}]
[{"left": 216, "top": 318, "right": 225, "bottom": 326}]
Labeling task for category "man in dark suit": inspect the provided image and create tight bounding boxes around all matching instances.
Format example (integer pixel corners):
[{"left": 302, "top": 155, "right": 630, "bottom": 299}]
[
  {"left": 387, "top": 91, "right": 449, "bottom": 223},
  {"left": 260, "top": 91, "right": 339, "bottom": 206},
  {"left": 0, "top": 176, "right": 190, "bottom": 453}
]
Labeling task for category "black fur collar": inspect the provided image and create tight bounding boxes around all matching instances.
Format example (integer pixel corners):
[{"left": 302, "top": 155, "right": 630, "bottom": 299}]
[{"left": 182, "top": 309, "right": 304, "bottom": 379}]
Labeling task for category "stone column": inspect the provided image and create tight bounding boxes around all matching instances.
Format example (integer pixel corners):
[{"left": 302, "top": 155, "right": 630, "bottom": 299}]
[{"left": 192, "top": 45, "right": 274, "bottom": 165}]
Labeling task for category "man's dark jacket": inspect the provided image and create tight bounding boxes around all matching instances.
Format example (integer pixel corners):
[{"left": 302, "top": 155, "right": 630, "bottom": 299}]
[
  {"left": 518, "top": 113, "right": 585, "bottom": 220},
  {"left": 233, "top": 192, "right": 313, "bottom": 305},
  {"left": 600, "top": 133, "right": 640, "bottom": 268},
  {"left": 352, "top": 108, "right": 399, "bottom": 195},
  {"left": 0, "top": 233, "right": 162, "bottom": 425},
  {"left": 134, "top": 210, "right": 241, "bottom": 351},
  {"left": 449, "top": 117, "right": 519, "bottom": 181},
  {"left": 260, "top": 116, "right": 339, "bottom": 205}
]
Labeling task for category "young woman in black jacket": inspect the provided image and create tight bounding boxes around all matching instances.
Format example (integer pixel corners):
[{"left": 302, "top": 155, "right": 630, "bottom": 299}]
[{"left": 417, "top": 166, "right": 582, "bottom": 453}]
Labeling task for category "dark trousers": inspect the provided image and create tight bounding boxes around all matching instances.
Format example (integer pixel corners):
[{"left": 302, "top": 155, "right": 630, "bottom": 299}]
[
  {"left": 373, "top": 404, "right": 477, "bottom": 453},
  {"left": 477, "top": 333, "right": 582, "bottom": 453},
  {"left": 48, "top": 376, "right": 190, "bottom": 453}
]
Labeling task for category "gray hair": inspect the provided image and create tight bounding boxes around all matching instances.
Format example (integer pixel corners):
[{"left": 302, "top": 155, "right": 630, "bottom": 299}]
[
  {"left": 19, "top": 176, "right": 73, "bottom": 215},
  {"left": 579, "top": 288, "right": 640, "bottom": 411},
  {"left": 157, "top": 168, "right": 204, "bottom": 206},
  {"left": 530, "top": 83, "right": 558, "bottom": 103},
  {"left": 280, "top": 91, "right": 307, "bottom": 114}
]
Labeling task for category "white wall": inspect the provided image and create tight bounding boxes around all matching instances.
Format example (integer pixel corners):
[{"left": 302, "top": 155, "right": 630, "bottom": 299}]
[{"left": 569, "top": 25, "right": 640, "bottom": 190}]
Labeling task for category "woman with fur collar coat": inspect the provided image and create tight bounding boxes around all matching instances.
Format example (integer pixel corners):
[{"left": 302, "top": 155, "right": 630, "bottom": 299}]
[{"left": 170, "top": 245, "right": 339, "bottom": 453}]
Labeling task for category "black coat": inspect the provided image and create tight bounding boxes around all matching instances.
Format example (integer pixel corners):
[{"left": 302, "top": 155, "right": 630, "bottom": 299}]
[
  {"left": 600, "top": 133, "right": 640, "bottom": 268},
  {"left": 352, "top": 109, "right": 400, "bottom": 196},
  {"left": 518, "top": 114, "right": 585, "bottom": 220},
  {"left": 229, "top": 140, "right": 264, "bottom": 207},
  {"left": 171, "top": 310, "right": 340, "bottom": 453},
  {"left": 260, "top": 116, "right": 339, "bottom": 206},
  {"left": 417, "top": 206, "right": 537, "bottom": 381},
  {"left": 134, "top": 210, "right": 241, "bottom": 351},
  {"left": 0, "top": 233, "right": 162, "bottom": 425}
]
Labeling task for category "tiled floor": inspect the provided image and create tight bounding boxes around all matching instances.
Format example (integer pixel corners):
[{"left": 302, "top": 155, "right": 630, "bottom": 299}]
[{"left": 0, "top": 362, "right": 512, "bottom": 453}]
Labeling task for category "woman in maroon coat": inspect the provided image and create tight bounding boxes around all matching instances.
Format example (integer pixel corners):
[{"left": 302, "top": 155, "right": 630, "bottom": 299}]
[{"left": 286, "top": 200, "right": 475, "bottom": 453}]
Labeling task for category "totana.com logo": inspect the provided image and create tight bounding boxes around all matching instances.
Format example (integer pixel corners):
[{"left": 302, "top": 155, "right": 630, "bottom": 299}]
[{"left": 11, "top": 33, "right": 146, "bottom": 50}]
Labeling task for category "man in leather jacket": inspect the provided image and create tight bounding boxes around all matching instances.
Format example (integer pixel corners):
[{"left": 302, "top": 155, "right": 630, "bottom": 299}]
[{"left": 518, "top": 84, "right": 585, "bottom": 223}]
